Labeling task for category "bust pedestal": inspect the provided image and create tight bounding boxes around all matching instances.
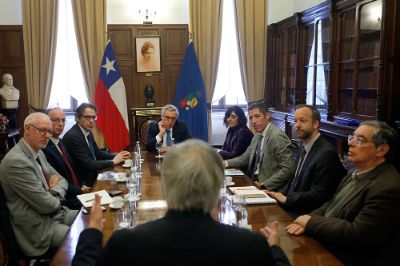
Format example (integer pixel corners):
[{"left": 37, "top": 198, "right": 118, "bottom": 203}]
[{"left": 0, "top": 109, "right": 17, "bottom": 129}]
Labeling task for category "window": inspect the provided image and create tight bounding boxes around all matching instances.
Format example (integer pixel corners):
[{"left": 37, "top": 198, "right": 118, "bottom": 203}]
[
  {"left": 48, "top": 0, "right": 88, "bottom": 110},
  {"left": 305, "top": 19, "right": 330, "bottom": 111},
  {"left": 212, "top": 0, "right": 246, "bottom": 109}
]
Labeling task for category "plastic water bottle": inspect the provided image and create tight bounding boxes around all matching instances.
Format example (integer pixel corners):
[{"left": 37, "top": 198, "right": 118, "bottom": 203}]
[{"left": 135, "top": 141, "right": 141, "bottom": 155}]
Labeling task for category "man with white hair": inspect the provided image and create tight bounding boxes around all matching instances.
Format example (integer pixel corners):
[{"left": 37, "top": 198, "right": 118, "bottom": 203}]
[
  {"left": 146, "top": 104, "right": 191, "bottom": 154},
  {"left": 72, "top": 140, "right": 290, "bottom": 265},
  {"left": 0, "top": 112, "right": 77, "bottom": 257}
]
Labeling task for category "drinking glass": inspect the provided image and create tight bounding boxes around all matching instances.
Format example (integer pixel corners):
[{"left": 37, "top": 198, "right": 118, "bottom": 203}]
[
  {"left": 234, "top": 195, "right": 248, "bottom": 226},
  {"left": 126, "top": 177, "right": 138, "bottom": 201},
  {"left": 155, "top": 141, "right": 163, "bottom": 158},
  {"left": 116, "top": 206, "right": 131, "bottom": 229}
]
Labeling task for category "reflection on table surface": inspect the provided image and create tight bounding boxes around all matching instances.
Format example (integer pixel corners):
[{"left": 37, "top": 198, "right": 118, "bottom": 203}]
[{"left": 50, "top": 152, "right": 343, "bottom": 266}]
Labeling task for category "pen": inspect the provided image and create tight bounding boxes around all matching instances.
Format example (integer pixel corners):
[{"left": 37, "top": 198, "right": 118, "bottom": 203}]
[{"left": 85, "top": 196, "right": 102, "bottom": 202}]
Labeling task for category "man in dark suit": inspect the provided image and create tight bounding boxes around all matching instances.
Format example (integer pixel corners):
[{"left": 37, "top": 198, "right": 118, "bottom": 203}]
[
  {"left": 266, "top": 105, "right": 346, "bottom": 217},
  {"left": 286, "top": 120, "right": 400, "bottom": 266},
  {"left": 43, "top": 107, "right": 91, "bottom": 210},
  {"left": 72, "top": 139, "right": 290, "bottom": 266},
  {"left": 63, "top": 103, "right": 130, "bottom": 186},
  {"left": 145, "top": 104, "right": 191, "bottom": 153}
]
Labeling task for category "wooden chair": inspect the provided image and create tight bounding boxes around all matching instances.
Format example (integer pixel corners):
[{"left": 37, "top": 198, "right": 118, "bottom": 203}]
[{"left": 140, "top": 119, "right": 157, "bottom": 150}]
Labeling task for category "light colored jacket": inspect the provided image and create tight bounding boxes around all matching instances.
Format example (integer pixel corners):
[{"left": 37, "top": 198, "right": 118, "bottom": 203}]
[
  {"left": 0, "top": 139, "right": 68, "bottom": 256},
  {"left": 227, "top": 123, "right": 295, "bottom": 190}
]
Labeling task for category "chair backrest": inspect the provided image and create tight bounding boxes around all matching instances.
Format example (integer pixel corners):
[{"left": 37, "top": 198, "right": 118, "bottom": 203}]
[
  {"left": 140, "top": 119, "right": 157, "bottom": 148},
  {"left": 0, "top": 183, "right": 20, "bottom": 266}
]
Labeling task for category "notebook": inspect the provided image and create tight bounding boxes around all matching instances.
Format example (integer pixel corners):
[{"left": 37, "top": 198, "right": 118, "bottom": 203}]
[
  {"left": 76, "top": 190, "right": 113, "bottom": 208},
  {"left": 229, "top": 186, "right": 276, "bottom": 204}
]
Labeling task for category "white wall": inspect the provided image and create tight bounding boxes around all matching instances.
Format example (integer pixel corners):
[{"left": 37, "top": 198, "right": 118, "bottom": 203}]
[
  {"left": 268, "top": 0, "right": 327, "bottom": 25},
  {"left": 0, "top": 0, "right": 188, "bottom": 25},
  {"left": 0, "top": 0, "right": 22, "bottom": 25},
  {"left": 268, "top": 0, "right": 292, "bottom": 25},
  {"left": 107, "top": 0, "right": 189, "bottom": 24},
  {"left": 293, "top": 0, "right": 326, "bottom": 13}
]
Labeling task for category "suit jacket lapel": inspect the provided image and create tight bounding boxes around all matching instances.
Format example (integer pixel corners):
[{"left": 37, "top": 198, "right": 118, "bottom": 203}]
[
  {"left": 18, "top": 140, "right": 49, "bottom": 189},
  {"left": 332, "top": 163, "right": 387, "bottom": 216},
  {"left": 248, "top": 124, "right": 272, "bottom": 167},
  {"left": 295, "top": 136, "right": 322, "bottom": 184},
  {"left": 49, "top": 141, "right": 63, "bottom": 161}
]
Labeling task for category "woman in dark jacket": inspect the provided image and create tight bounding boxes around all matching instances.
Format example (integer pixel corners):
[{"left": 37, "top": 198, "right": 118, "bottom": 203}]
[{"left": 218, "top": 106, "right": 253, "bottom": 160}]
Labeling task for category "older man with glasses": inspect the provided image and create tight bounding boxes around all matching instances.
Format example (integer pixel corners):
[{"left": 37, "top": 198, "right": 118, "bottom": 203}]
[
  {"left": 286, "top": 120, "right": 400, "bottom": 266},
  {"left": 63, "top": 103, "right": 130, "bottom": 186},
  {"left": 0, "top": 112, "right": 77, "bottom": 257},
  {"left": 146, "top": 104, "right": 191, "bottom": 154}
]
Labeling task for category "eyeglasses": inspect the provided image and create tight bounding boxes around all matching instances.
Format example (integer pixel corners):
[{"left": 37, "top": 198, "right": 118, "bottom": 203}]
[
  {"left": 81, "top": 115, "right": 97, "bottom": 121},
  {"left": 30, "top": 125, "right": 54, "bottom": 136},
  {"left": 163, "top": 115, "right": 177, "bottom": 121},
  {"left": 50, "top": 118, "right": 66, "bottom": 123},
  {"left": 347, "top": 135, "right": 373, "bottom": 146}
]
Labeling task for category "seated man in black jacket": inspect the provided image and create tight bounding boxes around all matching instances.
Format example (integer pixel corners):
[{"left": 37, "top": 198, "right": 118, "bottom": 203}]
[
  {"left": 43, "top": 107, "right": 91, "bottom": 210},
  {"left": 72, "top": 140, "right": 291, "bottom": 266},
  {"left": 266, "top": 105, "right": 346, "bottom": 217},
  {"left": 145, "top": 104, "right": 191, "bottom": 154},
  {"left": 63, "top": 103, "right": 130, "bottom": 186}
]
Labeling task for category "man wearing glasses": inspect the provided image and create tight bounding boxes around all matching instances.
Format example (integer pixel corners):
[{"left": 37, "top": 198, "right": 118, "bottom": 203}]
[
  {"left": 43, "top": 107, "right": 91, "bottom": 210},
  {"left": 0, "top": 112, "right": 77, "bottom": 257},
  {"left": 63, "top": 103, "right": 130, "bottom": 186},
  {"left": 286, "top": 120, "right": 400, "bottom": 265},
  {"left": 146, "top": 104, "right": 191, "bottom": 154}
]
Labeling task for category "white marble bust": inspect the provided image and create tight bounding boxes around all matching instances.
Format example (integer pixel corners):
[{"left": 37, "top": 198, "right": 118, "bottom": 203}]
[{"left": 0, "top": 73, "right": 20, "bottom": 109}]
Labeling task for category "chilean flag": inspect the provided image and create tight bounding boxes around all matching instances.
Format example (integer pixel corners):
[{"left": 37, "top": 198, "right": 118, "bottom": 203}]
[{"left": 95, "top": 41, "right": 130, "bottom": 152}]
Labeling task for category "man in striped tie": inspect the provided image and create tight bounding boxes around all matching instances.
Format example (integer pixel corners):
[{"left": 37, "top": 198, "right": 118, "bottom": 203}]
[{"left": 43, "top": 107, "right": 91, "bottom": 210}]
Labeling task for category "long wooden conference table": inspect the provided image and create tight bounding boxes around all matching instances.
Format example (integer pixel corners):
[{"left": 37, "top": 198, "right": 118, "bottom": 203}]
[{"left": 51, "top": 151, "right": 343, "bottom": 266}]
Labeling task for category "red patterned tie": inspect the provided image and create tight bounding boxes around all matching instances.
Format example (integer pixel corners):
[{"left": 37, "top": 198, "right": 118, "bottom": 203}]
[{"left": 58, "top": 142, "right": 81, "bottom": 187}]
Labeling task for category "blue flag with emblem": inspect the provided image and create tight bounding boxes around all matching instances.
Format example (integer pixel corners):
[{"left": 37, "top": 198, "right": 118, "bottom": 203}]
[{"left": 174, "top": 41, "right": 208, "bottom": 141}]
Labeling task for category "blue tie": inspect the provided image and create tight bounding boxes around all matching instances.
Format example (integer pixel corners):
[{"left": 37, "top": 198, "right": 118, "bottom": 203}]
[
  {"left": 87, "top": 135, "right": 96, "bottom": 159},
  {"left": 166, "top": 129, "right": 172, "bottom": 146}
]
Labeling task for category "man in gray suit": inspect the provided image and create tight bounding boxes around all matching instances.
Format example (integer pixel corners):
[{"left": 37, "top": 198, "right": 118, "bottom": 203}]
[
  {"left": 286, "top": 121, "right": 400, "bottom": 265},
  {"left": 225, "top": 102, "right": 295, "bottom": 191},
  {"left": 0, "top": 112, "right": 77, "bottom": 257}
]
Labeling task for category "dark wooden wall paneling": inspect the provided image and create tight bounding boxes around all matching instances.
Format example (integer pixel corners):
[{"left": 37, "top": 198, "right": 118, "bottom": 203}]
[
  {"left": 0, "top": 24, "right": 188, "bottom": 142},
  {"left": 0, "top": 25, "right": 28, "bottom": 129},
  {"left": 108, "top": 24, "right": 189, "bottom": 109}
]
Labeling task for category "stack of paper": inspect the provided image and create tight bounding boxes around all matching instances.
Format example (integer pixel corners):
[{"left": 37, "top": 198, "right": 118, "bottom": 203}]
[
  {"left": 229, "top": 186, "right": 276, "bottom": 204},
  {"left": 224, "top": 168, "right": 244, "bottom": 176},
  {"left": 77, "top": 190, "right": 113, "bottom": 208}
]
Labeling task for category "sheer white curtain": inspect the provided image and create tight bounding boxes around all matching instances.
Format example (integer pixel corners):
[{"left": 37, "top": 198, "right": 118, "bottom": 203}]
[
  {"left": 212, "top": 0, "right": 246, "bottom": 106},
  {"left": 48, "top": 0, "right": 88, "bottom": 109}
]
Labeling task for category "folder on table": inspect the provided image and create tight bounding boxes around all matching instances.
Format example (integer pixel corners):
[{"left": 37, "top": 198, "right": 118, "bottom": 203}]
[{"left": 229, "top": 186, "right": 276, "bottom": 204}]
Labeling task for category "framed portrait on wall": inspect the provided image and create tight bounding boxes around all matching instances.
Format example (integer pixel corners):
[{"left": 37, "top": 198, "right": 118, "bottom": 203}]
[{"left": 135, "top": 36, "right": 161, "bottom": 73}]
